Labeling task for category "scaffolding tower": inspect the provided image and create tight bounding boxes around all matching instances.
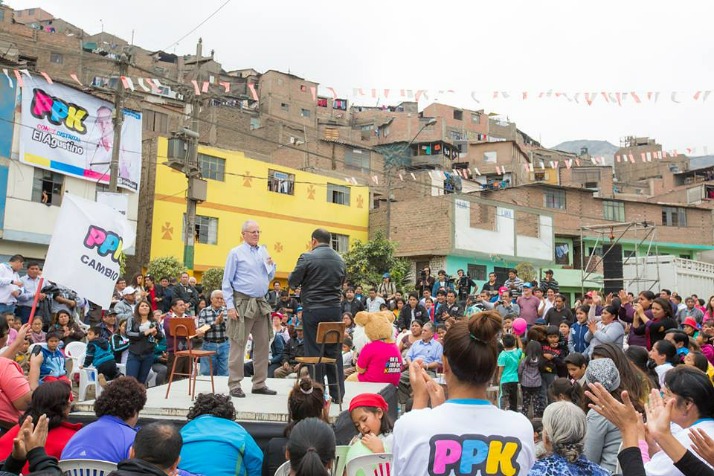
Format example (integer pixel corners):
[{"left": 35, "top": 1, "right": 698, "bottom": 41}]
[{"left": 579, "top": 221, "right": 661, "bottom": 297}]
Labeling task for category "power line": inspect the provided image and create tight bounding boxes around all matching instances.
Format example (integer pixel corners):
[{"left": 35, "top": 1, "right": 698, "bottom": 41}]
[{"left": 162, "top": 0, "right": 233, "bottom": 51}]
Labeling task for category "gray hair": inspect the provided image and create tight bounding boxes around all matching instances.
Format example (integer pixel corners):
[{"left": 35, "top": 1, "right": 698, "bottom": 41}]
[
  {"left": 241, "top": 220, "right": 259, "bottom": 233},
  {"left": 210, "top": 289, "right": 224, "bottom": 300},
  {"left": 422, "top": 322, "right": 434, "bottom": 332},
  {"left": 542, "top": 401, "right": 586, "bottom": 462}
]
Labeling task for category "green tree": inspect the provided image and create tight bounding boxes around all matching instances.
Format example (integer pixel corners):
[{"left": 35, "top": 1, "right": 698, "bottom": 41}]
[
  {"left": 201, "top": 267, "right": 224, "bottom": 298},
  {"left": 342, "top": 231, "right": 411, "bottom": 292},
  {"left": 146, "top": 256, "right": 185, "bottom": 282}
]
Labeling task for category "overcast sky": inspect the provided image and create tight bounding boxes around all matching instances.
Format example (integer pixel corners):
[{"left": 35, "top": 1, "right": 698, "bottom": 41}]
[{"left": 13, "top": 0, "right": 714, "bottom": 151}]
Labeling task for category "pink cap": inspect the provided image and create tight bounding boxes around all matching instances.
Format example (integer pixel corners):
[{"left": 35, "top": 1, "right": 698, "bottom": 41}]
[{"left": 499, "top": 286, "right": 509, "bottom": 293}]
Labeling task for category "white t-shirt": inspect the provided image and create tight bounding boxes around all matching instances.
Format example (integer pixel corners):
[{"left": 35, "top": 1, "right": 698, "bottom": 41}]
[
  {"left": 393, "top": 399, "right": 536, "bottom": 476},
  {"left": 645, "top": 419, "right": 714, "bottom": 476},
  {"left": 655, "top": 363, "right": 674, "bottom": 388}
]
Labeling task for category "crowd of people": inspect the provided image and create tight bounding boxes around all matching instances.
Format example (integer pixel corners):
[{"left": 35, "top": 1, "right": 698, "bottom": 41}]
[{"left": 2, "top": 238, "right": 714, "bottom": 475}]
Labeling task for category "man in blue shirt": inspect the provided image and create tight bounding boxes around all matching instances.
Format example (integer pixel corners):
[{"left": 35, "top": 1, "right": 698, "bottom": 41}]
[
  {"left": 398, "top": 322, "right": 443, "bottom": 405},
  {"left": 222, "top": 220, "right": 277, "bottom": 398}
]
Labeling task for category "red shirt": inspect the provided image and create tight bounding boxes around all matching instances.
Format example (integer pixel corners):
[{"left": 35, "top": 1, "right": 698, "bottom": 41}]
[{"left": 0, "top": 420, "right": 82, "bottom": 473}]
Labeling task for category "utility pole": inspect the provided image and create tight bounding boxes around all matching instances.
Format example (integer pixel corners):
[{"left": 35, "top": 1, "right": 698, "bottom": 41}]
[
  {"left": 108, "top": 54, "right": 129, "bottom": 192},
  {"left": 385, "top": 166, "right": 393, "bottom": 239},
  {"left": 183, "top": 39, "right": 203, "bottom": 270}
]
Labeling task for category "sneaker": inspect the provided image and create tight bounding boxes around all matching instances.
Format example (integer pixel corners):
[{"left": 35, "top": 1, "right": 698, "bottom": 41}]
[{"left": 98, "top": 374, "right": 108, "bottom": 389}]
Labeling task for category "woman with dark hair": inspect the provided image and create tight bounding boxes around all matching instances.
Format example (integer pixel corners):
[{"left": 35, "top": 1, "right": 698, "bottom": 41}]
[
  {"left": 633, "top": 296, "right": 678, "bottom": 350},
  {"left": 584, "top": 304, "right": 625, "bottom": 356},
  {"left": 179, "top": 393, "right": 262, "bottom": 476},
  {"left": 393, "top": 310, "right": 535, "bottom": 474},
  {"left": 263, "top": 377, "right": 329, "bottom": 476},
  {"left": 130, "top": 272, "right": 147, "bottom": 300},
  {"left": 650, "top": 339, "right": 677, "bottom": 388},
  {"left": 125, "top": 299, "right": 163, "bottom": 385},
  {"left": 287, "top": 418, "right": 335, "bottom": 476},
  {"left": 646, "top": 366, "right": 714, "bottom": 474},
  {"left": 0, "top": 381, "right": 81, "bottom": 473},
  {"left": 592, "top": 343, "right": 650, "bottom": 408},
  {"left": 50, "top": 309, "right": 85, "bottom": 347},
  {"left": 61, "top": 376, "right": 147, "bottom": 463},
  {"left": 619, "top": 290, "right": 656, "bottom": 348},
  {"left": 684, "top": 351, "right": 713, "bottom": 382},
  {"left": 399, "top": 320, "right": 423, "bottom": 358},
  {"left": 625, "top": 345, "right": 661, "bottom": 390},
  {"left": 342, "top": 312, "right": 355, "bottom": 338}
]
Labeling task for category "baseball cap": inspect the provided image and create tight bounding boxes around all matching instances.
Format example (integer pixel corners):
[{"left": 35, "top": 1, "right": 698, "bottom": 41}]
[
  {"left": 523, "top": 282, "right": 533, "bottom": 288},
  {"left": 544, "top": 269, "right": 554, "bottom": 275},
  {"left": 383, "top": 273, "right": 390, "bottom": 278},
  {"left": 498, "top": 286, "right": 509, "bottom": 293},
  {"left": 122, "top": 286, "right": 136, "bottom": 296},
  {"left": 585, "top": 291, "right": 594, "bottom": 298}
]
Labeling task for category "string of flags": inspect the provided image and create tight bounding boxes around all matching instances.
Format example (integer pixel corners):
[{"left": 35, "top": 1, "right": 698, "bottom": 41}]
[{"left": 2, "top": 68, "right": 712, "bottom": 107}]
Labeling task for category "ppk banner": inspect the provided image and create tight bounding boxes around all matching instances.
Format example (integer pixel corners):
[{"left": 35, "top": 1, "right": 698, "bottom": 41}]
[
  {"left": 42, "top": 194, "right": 136, "bottom": 308},
  {"left": 19, "top": 77, "right": 142, "bottom": 192}
]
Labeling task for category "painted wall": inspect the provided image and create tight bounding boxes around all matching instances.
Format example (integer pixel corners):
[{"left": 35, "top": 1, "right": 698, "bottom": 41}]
[{"left": 151, "top": 138, "right": 370, "bottom": 278}]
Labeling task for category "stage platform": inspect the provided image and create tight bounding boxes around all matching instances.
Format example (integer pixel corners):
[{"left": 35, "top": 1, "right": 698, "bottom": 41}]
[{"left": 72, "top": 377, "right": 397, "bottom": 446}]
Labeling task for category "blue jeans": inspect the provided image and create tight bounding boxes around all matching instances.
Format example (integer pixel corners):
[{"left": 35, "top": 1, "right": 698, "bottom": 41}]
[
  {"left": 126, "top": 352, "right": 154, "bottom": 384},
  {"left": 200, "top": 340, "right": 229, "bottom": 376},
  {"left": 0, "top": 303, "right": 16, "bottom": 315}
]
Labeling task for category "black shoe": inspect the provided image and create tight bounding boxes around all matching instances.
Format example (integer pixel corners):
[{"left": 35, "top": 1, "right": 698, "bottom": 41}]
[
  {"left": 230, "top": 388, "right": 246, "bottom": 398},
  {"left": 251, "top": 386, "right": 277, "bottom": 395}
]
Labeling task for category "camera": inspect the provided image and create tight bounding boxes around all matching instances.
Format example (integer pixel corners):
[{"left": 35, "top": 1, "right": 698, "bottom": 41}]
[{"left": 420, "top": 270, "right": 427, "bottom": 278}]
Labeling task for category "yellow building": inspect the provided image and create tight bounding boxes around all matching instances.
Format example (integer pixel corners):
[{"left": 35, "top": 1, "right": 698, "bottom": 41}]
[{"left": 151, "top": 137, "right": 370, "bottom": 280}]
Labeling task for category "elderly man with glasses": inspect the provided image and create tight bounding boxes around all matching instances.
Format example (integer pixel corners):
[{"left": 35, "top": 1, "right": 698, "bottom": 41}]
[{"left": 222, "top": 220, "right": 277, "bottom": 398}]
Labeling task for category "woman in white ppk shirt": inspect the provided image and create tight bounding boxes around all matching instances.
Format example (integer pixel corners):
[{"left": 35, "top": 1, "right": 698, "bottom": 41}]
[{"left": 393, "top": 310, "right": 535, "bottom": 476}]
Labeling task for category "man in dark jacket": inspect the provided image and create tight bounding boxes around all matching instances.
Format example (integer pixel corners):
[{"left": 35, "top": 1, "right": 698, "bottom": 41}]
[
  {"left": 109, "top": 422, "right": 182, "bottom": 476},
  {"left": 341, "top": 287, "right": 365, "bottom": 317},
  {"left": 288, "top": 228, "right": 346, "bottom": 402},
  {"left": 398, "top": 292, "right": 429, "bottom": 331}
]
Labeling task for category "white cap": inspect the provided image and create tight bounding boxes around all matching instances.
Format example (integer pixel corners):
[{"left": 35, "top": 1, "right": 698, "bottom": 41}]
[{"left": 122, "top": 286, "right": 136, "bottom": 296}]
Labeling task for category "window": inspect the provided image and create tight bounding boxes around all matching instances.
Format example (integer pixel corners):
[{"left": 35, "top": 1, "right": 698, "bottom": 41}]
[
  {"left": 317, "top": 98, "right": 328, "bottom": 107},
  {"left": 453, "top": 110, "right": 463, "bottom": 121},
  {"left": 50, "top": 52, "right": 63, "bottom": 64},
  {"left": 681, "top": 255, "right": 691, "bottom": 260},
  {"left": 268, "top": 169, "right": 294, "bottom": 195},
  {"left": 544, "top": 188, "right": 566, "bottom": 209},
  {"left": 662, "top": 206, "right": 687, "bottom": 227},
  {"left": 330, "top": 233, "right": 349, "bottom": 253},
  {"left": 466, "top": 264, "right": 487, "bottom": 281},
  {"left": 195, "top": 215, "right": 218, "bottom": 244},
  {"left": 300, "top": 108, "right": 311, "bottom": 118},
  {"left": 603, "top": 200, "right": 625, "bottom": 222},
  {"left": 198, "top": 153, "right": 225, "bottom": 181},
  {"left": 280, "top": 103, "right": 289, "bottom": 112},
  {"left": 32, "top": 168, "right": 63, "bottom": 206},
  {"left": 361, "top": 125, "right": 372, "bottom": 141},
  {"left": 327, "top": 184, "right": 350, "bottom": 205},
  {"left": 555, "top": 242, "right": 570, "bottom": 265},
  {"left": 344, "top": 149, "right": 370, "bottom": 173},
  {"left": 532, "top": 171, "right": 547, "bottom": 182},
  {"left": 250, "top": 118, "right": 260, "bottom": 130},
  {"left": 471, "top": 113, "right": 480, "bottom": 124},
  {"left": 183, "top": 215, "right": 218, "bottom": 245},
  {"left": 142, "top": 110, "right": 168, "bottom": 133},
  {"left": 333, "top": 99, "right": 348, "bottom": 111}
]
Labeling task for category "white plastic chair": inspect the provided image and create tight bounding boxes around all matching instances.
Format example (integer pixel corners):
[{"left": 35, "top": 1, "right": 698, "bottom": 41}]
[
  {"left": 58, "top": 458, "right": 117, "bottom": 475},
  {"left": 27, "top": 342, "right": 47, "bottom": 355},
  {"left": 64, "top": 341, "right": 87, "bottom": 382},
  {"left": 333, "top": 445, "right": 350, "bottom": 476},
  {"left": 275, "top": 460, "right": 291, "bottom": 476},
  {"left": 345, "top": 453, "right": 392, "bottom": 476},
  {"left": 77, "top": 355, "right": 101, "bottom": 401},
  {"left": 146, "top": 368, "right": 158, "bottom": 387}
]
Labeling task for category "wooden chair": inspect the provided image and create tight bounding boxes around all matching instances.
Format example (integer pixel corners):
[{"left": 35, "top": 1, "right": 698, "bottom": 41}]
[
  {"left": 295, "top": 321, "right": 346, "bottom": 410},
  {"left": 164, "top": 317, "right": 216, "bottom": 400}
]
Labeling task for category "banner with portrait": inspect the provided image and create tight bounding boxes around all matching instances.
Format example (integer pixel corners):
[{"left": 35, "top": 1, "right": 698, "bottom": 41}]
[{"left": 19, "top": 78, "right": 142, "bottom": 192}]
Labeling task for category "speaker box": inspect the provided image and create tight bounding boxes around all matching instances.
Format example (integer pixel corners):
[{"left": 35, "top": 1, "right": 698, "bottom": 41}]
[{"left": 603, "top": 244, "right": 624, "bottom": 294}]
